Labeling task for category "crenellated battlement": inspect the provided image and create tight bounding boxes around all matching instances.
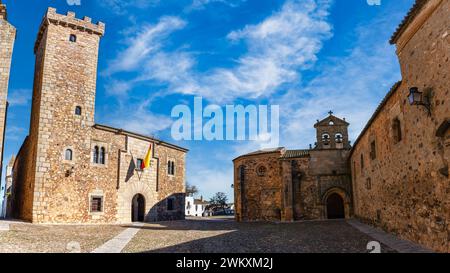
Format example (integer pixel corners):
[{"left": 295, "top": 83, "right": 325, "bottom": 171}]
[{"left": 34, "top": 7, "right": 105, "bottom": 53}]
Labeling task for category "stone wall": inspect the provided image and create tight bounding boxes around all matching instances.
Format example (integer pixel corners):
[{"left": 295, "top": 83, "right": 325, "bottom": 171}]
[
  {"left": 281, "top": 157, "right": 318, "bottom": 220},
  {"left": 234, "top": 151, "right": 284, "bottom": 221},
  {"left": 234, "top": 149, "right": 353, "bottom": 222},
  {"left": 0, "top": 3, "right": 15, "bottom": 184},
  {"left": 116, "top": 136, "right": 159, "bottom": 223},
  {"left": 351, "top": 0, "right": 449, "bottom": 252},
  {"left": 233, "top": 116, "right": 353, "bottom": 223},
  {"left": 10, "top": 137, "right": 34, "bottom": 220},
  {"left": 281, "top": 150, "right": 352, "bottom": 221},
  {"left": 9, "top": 20, "right": 48, "bottom": 221},
  {"left": 155, "top": 144, "right": 187, "bottom": 221}
]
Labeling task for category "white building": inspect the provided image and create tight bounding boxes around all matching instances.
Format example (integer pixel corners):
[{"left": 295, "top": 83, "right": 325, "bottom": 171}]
[
  {"left": 1, "top": 156, "right": 14, "bottom": 218},
  {"left": 185, "top": 196, "right": 210, "bottom": 217}
]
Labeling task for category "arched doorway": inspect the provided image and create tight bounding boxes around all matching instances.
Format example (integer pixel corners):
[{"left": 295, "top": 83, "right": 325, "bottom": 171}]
[
  {"left": 131, "top": 194, "right": 145, "bottom": 222},
  {"left": 326, "top": 193, "right": 345, "bottom": 219}
]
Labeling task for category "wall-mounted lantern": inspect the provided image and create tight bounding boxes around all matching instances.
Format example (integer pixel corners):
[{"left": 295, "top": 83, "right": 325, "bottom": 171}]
[{"left": 408, "top": 87, "right": 431, "bottom": 116}]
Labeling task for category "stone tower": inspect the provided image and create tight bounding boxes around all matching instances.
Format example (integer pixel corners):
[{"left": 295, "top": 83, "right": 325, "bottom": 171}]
[
  {"left": 23, "top": 8, "right": 104, "bottom": 221},
  {"left": 11, "top": 7, "right": 187, "bottom": 224},
  {"left": 0, "top": 0, "right": 16, "bottom": 184},
  {"left": 314, "top": 113, "right": 350, "bottom": 150}
]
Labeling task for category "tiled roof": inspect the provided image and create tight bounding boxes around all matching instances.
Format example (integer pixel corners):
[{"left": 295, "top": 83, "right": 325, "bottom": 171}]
[
  {"left": 349, "top": 81, "right": 402, "bottom": 157},
  {"left": 233, "top": 147, "right": 285, "bottom": 161},
  {"left": 390, "top": 0, "right": 429, "bottom": 44},
  {"left": 281, "top": 149, "right": 311, "bottom": 159},
  {"left": 94, "top": 124, "right": 189, "bottom": 152},
  {"left": 194, "top": 199, "right": 209, "bottom": 205}
]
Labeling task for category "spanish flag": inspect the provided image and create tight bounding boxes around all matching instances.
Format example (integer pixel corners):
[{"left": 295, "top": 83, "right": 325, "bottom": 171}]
[{"left": 141, "top": 145, "right": 152, "bottom": 169}]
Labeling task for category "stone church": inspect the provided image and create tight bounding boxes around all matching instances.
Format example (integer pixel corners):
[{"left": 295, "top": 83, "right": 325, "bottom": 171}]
[
  {"left": 6, "top": 8, "right": 188, "bottom": 224},
  {"left": 234, "top": 113, "right": 353, "bottom": 222},
  {"left": 234, "top": 0, "right": 449, "bottom": 252}
]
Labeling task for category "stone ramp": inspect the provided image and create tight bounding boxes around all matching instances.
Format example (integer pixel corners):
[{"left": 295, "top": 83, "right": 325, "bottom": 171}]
[
  {"left": 347, "top": 219, "right": 433, "bottom": 253},
  {"left": 0, "top": 219, "right": 27, "bottom": 231},
  {"left": 91, "top": 223, "right": 144, "bottom": 253},
  {"left": 0, "top": 222, "right": 9, "bottom": 231}
]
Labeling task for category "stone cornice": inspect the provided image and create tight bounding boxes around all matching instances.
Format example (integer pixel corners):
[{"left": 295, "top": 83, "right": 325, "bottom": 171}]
[
  {"left": 93, "top": 124, "right": 189, "bottom": 153},
  {"left": 393, "top": 0, "right": 443, "bottom": 53}
]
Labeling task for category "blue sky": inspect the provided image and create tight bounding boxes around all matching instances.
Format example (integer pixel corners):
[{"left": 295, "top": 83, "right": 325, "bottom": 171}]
[{"left": 1, "top": 0, "right": 414, "bottom": 204}]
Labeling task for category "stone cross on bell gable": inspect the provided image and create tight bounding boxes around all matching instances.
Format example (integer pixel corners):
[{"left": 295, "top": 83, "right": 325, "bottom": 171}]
[{"left": 328, "top": 111, "right": 333, "bottom": 116}]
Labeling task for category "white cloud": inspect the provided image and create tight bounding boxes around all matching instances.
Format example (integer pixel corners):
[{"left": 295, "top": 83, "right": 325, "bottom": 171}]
[
  {"left": 275, "top": 13, "right": 402, "bottom": 149},
  {"left": 189, "top": 0, "right": 333, "bottom": 102},
  {"left": 104, "top": 80, "right": 134, "bottom": 97},
  {"left": 187, "top": 0, "right": 247, "bottom": 11},
  {"left": 99, "top": 0, "right": 160, "bottom": 15},
  {"left": 139, "top": 51, "right": 198, "bottom": 92},
  {"left": 104, "top": 16, "right": 187, "bottom": 76},
  {"left": 106, "top": 0, "right": 333, "bottom": 103},
  {"left": 8, "top": 89, "right": 31, "bottom": 106},
  {"left": 105, "top": 99, "right": 172, "bottom": 136},
  {"left": 6, "top": 126, "right": 26, "bottom": 141}
]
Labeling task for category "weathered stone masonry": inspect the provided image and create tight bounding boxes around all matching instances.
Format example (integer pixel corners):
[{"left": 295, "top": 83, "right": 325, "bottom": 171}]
[
  {"left": 9, "top": 8, "right": 188, "bottom": 224},
  {"left": 0, "top": 1, "right": 16, "bottom": 192},
  {"left": 234, "top": 114, "right": 353, "bottom": 222},
  {"left": 234, "top": 0, "right": 449, "bottom": 253},
  {"left": 350, "top": 0, "right": 449, "bottom": 253}
]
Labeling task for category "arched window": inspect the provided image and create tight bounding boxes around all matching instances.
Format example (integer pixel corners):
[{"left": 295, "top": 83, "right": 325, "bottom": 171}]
[
  {"left": 366, "top": 177, "right": 372, "bottom": 190},
  {"left": 69, "top": 34, "right": 77, "bottom": 43},
  {"left": 238, "top": 166, "right": 245, "bottom": 183},
  {"left": 370, "top": 140, "right": 377, "bottom": 160},
  {"left": 93, "top": 146, "right": 99, "bottom": 164},
  {"left": 99, "top": 147, "right": 106, "bottom": 164},
  {"left": 335, "top": 133, "right": 343, "bottom": 143},
  {"left": 360, "top": 154, "right": 364, "bottom": 171},
  {"left": 392, "top": 118, "right": 402, "bottom": 143},
  {"left": 65, "top": 149, "right": 73, "bottom": 161},
  {"left": 75, "top": 106, "right": 82, "bottom": 116},
  {"left": 322, "top": 133, "right": 330, "bottom": 148},
  {"left": 167, "top": 160, "right": 175, "bottom": 175}
]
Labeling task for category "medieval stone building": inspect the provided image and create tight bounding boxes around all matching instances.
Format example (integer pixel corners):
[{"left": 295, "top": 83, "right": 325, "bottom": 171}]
[
  {"left": 350, "top": 0, "right": 449, "bottom": 253},
  {"left": 234, "top": 0, "right": 449, "bottom": 253},
  {"left": 8, "top": 8, "right": 188, "bottom": 224},
  {"left": 0, "top": 1, "right": 16, "bottom": 194},
  {"left": 233, "top": 113, "right": 353, "bottom": 222}
]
